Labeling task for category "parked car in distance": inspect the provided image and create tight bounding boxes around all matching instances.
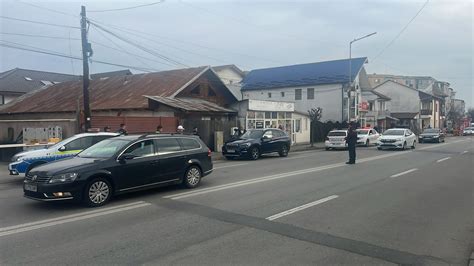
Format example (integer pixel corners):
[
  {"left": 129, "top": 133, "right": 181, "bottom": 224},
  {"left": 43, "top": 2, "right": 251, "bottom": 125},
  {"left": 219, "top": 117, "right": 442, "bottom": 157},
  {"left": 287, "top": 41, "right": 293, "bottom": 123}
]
[
  {"left": 9, "top": 133, "right": 118, "bottom": 176},
  {"left": 325, "top": 129, "right": 348, "bottom": 150},
  {"left": 23, "top": 134, "right": 212, "bottom": 207},
  {"left": 377, "top": 128, "right": 416, "bottom": 150},
  {"left": 418, "top": 128, "right": 445, "bottom": 143},
  {"left": 356, "top": 128, "right": 380, "bottom": 147},
  {"left": 463, "top": 127, "right": 474, "bottom": 136},
  {"left": 222, "top": 128, "right": 291, "bottom": 160}
]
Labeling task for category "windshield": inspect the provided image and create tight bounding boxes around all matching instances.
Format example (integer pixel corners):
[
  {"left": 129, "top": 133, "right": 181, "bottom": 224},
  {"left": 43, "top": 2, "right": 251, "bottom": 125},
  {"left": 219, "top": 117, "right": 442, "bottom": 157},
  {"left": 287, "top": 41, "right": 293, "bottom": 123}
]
[
  {"left": 357, "top": 130, "right": 369, "bottom": 135},
  {"left": 423, "top": 129, "right": 439, "bottom": 133},
  {"left": 240, "top": 130, "right": 264, "bottom": 139},
  {"left": 383, "top": 129, "right": 405, "bottom": 136},
  {"left": 328, "top": 131, "right": 346, "bottom": 137},
  {"left": 78, "top": 139, "right": 130, "bottom": 158},
  {"left": 49, "top": 135, "right": 77, "bottom": 150}
]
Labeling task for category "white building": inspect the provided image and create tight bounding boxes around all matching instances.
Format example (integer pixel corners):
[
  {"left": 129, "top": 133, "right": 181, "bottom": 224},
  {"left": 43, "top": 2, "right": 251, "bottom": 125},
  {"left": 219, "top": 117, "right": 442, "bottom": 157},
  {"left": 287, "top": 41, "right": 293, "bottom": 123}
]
[{"left": 240, "top": 57, "right": 370, "bottom": 123}]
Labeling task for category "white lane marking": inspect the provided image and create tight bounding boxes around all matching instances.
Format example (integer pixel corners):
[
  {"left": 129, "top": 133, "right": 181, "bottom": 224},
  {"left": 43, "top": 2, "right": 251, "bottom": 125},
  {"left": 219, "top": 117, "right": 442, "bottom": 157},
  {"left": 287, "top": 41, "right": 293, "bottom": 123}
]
[
  {"left": 418, "top": 140, "right": 464, "bottom": 150},
  {"left": 436, "top": 157, "right": 451, "bottom": 163},
  {"left": 213, "top": 163, "right": 249, "bottom": 170},
  {"left": 390, "top": 168, "right": 418, "bottom": 178},
  {"left": 461, "top": 151, "right": 468, "bottom": 154},
  {"left": 166, "top": 139, "right": 465, "bottom": 200},
  {"left": 0, "top": 201, "right": 150, "bottom": 237},
  {"left": 266, "top": 195, "right": 339, "bottom": 221}
]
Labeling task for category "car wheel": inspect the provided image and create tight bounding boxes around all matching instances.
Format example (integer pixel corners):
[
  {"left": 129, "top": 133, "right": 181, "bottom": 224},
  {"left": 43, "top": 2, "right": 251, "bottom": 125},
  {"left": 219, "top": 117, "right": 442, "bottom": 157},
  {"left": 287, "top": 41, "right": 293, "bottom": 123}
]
[
  {"left": 377, "top": 147, "right": 382, "bottom": 150},
  {"left": 84, "top": 178, "right": 112, "bottom": 207},
  {"left": 402, "top": 141, "right": 407, "bottom": 150},
  {"left": 365, "top": 140, "right": 370, "bottom": 147},
  {"left": 411, "top": 140, "right": 416, "bottom": 149},
  {"left": 325, "top": 147, "right": 330, "bottom": 151},
  {"left": 249, "top": 147, "right": 260, "bottom": 160},
  {"left": 183, "top": 165, "right": 201, "bottom": 188},
  {"left": 279, "top": 145, "right": 289, "bottom": 157},
  {"left": 225, "top": 156, "right": 234, "bottom": 160}
]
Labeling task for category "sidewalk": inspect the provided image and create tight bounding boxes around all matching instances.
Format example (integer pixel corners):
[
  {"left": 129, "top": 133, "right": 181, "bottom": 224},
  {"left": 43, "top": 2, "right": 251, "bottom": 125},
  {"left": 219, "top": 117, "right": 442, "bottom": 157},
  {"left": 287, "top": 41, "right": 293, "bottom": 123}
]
[{"left": 212, "top": 142, "right": 325, "bottom": 161}]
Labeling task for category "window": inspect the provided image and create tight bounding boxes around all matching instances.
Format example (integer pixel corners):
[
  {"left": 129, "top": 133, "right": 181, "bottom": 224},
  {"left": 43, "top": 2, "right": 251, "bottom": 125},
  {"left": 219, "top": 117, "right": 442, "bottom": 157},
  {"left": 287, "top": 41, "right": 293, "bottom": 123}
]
[
  {"left": 295, "top": 119, "right": 301, "bottom": 133},
  {"left": 64, "top": 136, "right": 93, "bottom": 151},
  {"left": 124, "top": 140, "right": 155, "bottom": 157},
  {"left": 268, "top": 92, "right": 272, "bottom": 98},
  {"left": 0, "top": 95, "right": 4, "bottom": 105},
  {"left": 272, "top": 129, "right": 283, "bottom": 137},
  {"left": 307, "top": 88, "right": 314, "bottom": 100},
  {"left": 263, "top": 130, "right": 273, "bottom": 138},
  {"left": 190, "top": 85, "right": 200, "bottom": 95},
  {"left": 156, "top": 138, "right": 182, "bottom": 153},
  {"left": 208, "top": 88, "right": 216, "bottom": 96},
  {"left": 92, "top": 136, "right": 112, "bottom": 145},
  {"left": 271, "top": 112, "right": 277, "bottom": 119},
  {"left": 295, "top": 89, "right": 302, "bottom": 100},
  {"left": 281, "top": 92, "right": 285, "bottom": 97},
  {"left": 256, "top": 112, "right": 264, "bottom": 119},
  {"left": 265, "top": 112, "right": 271, "bottom": 119},
  {"left": 180, "top": 138, "right": 201, "bottom": 150}
]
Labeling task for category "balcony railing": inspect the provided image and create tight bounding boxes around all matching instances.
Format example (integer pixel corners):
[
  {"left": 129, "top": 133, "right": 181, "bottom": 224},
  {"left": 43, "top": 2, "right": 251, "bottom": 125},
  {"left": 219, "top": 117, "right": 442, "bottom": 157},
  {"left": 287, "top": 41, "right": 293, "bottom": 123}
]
[{"left": 420, "top": 109, "right": 432, "bottom": 116}]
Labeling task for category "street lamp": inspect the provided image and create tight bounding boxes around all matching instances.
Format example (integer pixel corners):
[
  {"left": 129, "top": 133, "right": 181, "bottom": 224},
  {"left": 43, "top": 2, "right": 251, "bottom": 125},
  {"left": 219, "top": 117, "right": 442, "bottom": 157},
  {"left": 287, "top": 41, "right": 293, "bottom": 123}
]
[{"left": 348, "top": 32, "right": 377, "bottom": 122}]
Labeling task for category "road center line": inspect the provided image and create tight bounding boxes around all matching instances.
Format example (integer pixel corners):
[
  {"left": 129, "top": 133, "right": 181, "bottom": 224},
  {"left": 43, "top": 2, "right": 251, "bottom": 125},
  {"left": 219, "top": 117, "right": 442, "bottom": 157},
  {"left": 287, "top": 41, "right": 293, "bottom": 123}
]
[
  {"left": 266, "top": 195, "right": 339, "bottom": 221},
  {"left": 213, "top": 163, "right": 249, "bottom": 170},
  {"left": 436, "top": 157, "right": 451, "bottom": 163},
  {"left": 0, "top": 201, "right": 150, "bottom": 237},
  {"left": 390, "top": 168, "right": 418, "bottom": 178},
  {"left": 461, "top": 151, "right": 468, "bottom": 154}
]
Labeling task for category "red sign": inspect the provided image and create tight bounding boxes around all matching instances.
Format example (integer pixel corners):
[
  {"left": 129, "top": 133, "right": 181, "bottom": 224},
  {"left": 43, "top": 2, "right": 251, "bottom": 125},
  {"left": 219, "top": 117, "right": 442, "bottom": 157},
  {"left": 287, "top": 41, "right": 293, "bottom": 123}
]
[{"left": 359, "top": 102, "right": 369, "bottom": 111}]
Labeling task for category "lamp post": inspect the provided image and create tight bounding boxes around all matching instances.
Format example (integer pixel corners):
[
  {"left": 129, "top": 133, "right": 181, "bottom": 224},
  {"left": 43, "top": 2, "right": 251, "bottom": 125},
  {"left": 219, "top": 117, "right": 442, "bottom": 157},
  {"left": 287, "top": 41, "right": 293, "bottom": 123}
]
[{"left": 348, "top": 32, "right": 377, "bottom": 122}]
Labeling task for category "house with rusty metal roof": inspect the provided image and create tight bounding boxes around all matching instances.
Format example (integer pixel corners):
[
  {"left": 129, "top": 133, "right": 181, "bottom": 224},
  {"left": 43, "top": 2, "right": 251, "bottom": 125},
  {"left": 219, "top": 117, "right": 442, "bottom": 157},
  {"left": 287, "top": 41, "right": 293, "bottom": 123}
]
[
  {"left": 0, "top": 66, "right": 238, "bottom": 150},
  {"left": 0, "top": 68, "right": 132, "bottom": 106}
]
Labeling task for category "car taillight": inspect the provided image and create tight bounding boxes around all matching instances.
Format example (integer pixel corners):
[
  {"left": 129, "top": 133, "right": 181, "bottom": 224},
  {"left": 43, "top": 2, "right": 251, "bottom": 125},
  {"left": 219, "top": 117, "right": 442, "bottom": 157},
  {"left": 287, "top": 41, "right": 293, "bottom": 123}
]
[{"left": 208, "top": 149, "right": 212, "bottom": 157}]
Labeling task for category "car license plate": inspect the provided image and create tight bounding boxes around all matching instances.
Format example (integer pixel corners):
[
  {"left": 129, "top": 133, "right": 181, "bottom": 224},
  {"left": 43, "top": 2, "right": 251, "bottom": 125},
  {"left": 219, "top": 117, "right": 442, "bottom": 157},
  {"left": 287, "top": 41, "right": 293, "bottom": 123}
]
[
  {"left": 227, "top": 149, "right": 235, "bottom": 153},
  {"left": 24, "top": 184, "right": 37, "bottom": 192}
]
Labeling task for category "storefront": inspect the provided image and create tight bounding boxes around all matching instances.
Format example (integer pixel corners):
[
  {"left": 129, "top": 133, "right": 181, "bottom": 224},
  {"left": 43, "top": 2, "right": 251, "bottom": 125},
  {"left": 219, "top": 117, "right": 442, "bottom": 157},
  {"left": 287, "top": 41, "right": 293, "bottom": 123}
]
[{"left": 234, "top": 99, "right": 310, "bottom": 144}]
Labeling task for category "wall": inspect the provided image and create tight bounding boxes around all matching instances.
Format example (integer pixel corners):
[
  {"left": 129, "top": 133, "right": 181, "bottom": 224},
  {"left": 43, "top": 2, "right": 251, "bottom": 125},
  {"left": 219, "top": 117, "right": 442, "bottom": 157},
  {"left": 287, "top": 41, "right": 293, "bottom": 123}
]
[
  {"left": 293, "top": 112, "right": 310, "bottom": 144},
  {"left": 0, "top": 119, "right": 77, "bottom": 144},
  {"left": 374, "top": 82, "right": 420, "bottom": 113},
  {"left": 213, "top": 68, "right": 243, "bottom": 85},
  {"left": 242, "top": 83, "right": 343, "bottom": 122}
]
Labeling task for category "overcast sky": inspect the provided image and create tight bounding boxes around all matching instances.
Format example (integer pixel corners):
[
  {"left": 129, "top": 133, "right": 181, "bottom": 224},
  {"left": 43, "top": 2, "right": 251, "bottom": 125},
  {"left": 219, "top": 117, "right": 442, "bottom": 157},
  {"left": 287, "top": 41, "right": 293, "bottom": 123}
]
[{"left": 1, "top": 0, "right": 472, "bottom": 107}]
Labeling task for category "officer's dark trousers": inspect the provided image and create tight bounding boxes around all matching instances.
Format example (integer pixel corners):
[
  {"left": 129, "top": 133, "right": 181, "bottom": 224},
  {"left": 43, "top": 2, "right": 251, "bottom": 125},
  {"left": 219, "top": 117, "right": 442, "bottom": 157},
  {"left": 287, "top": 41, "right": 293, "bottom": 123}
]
[{"left": 348, "top": 144, "right": 356, "bottom": 163}]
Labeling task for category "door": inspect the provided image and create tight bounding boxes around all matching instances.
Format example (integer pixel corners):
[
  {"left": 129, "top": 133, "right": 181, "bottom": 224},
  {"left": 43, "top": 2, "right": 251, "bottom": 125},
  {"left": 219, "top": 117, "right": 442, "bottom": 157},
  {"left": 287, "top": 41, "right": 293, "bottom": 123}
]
[
  {"left": 56, "top": 136, "right": 94, "bottom": 160},
  {"left": 113, "top": 140, "right": 158, "bottom": 191},
  {"left": 261, "top": 130, "right": 274, "bottom": 153},
  {"left": 155, "top": 138, "right": 187, "bottom": 182}
]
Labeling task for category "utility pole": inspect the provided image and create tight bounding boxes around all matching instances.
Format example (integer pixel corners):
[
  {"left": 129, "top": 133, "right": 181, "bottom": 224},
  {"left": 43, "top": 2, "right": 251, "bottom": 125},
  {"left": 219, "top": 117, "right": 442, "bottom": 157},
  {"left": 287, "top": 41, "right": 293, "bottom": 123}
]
[{"left": 80, "top": 5, "right": 92, "bottom": 131}]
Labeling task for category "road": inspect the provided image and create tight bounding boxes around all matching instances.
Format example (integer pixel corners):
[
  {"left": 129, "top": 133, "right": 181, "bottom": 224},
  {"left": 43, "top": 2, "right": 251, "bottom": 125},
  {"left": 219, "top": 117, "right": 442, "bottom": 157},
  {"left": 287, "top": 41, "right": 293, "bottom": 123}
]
[{"left": 0, "top": 136, "right": 472, "bottom": 265}]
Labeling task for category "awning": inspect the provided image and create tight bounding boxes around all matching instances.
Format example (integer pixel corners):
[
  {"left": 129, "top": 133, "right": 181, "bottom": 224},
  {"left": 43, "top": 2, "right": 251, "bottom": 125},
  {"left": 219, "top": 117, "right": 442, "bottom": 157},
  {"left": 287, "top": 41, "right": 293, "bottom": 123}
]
[
  {"left": 390, "top": 112, "right": 418, "bottom": 119},
  {"left": 377, "top": 115, "right": 399, "bottom": 121},
  {"left": 145, "top": 95, "right": 236, "bottom": 113}
]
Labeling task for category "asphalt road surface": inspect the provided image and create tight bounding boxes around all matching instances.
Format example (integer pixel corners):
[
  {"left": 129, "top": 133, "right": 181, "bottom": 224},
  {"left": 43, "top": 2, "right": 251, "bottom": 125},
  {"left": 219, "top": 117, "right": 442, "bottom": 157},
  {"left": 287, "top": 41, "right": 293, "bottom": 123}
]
[{"left": 0, "top": 136, "right": 472, "bottom": 265}]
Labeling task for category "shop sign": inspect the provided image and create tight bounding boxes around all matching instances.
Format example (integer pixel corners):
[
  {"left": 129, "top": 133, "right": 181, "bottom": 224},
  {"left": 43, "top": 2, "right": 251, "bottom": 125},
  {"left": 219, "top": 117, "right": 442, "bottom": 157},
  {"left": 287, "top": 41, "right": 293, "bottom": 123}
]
[{"left": 249, "top": 99, "right": 294, "bottom": 112}]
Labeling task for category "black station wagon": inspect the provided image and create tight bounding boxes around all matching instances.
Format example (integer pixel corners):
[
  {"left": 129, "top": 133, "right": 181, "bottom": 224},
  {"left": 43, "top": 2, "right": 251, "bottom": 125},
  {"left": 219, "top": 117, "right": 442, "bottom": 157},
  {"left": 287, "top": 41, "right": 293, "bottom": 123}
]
[{"left": 23, "top": 134, "right": 213, "bottom": 207}]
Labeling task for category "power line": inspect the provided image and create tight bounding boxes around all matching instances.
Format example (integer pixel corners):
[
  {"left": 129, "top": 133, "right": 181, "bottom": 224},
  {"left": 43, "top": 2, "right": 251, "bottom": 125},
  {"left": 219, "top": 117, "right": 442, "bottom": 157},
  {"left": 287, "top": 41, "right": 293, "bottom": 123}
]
[
  {"left": 90, "top": 26, "right": 160, "bottom": 71},
  {"left": 0, "top": 41, "right": 156, "bottom": 72},
  {"left": 0, "top": 15, "right": 80, "bottom": 29},
  {"left": 0, "top": 32, "right": 81, "bottom": 40},
  {"left": 89, "top": 21, "right": 189, "bottom": 68},
  {"left": 372, "top": 0, "right": 429, "bottom": 61},
  {"left": 16, "top": 0, "right": 78, "bottom": 17},
  {"left": 89, "top": 1, "right": 165, "bottom": 13}
]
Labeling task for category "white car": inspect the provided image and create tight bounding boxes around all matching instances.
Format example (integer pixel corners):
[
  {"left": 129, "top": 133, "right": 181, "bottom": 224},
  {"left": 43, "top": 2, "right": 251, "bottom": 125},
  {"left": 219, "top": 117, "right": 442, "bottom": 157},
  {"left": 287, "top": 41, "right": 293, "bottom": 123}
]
[
  {"left": 9, "top": 132, "right": 118, "bottom": 176},
  {"left": 356, "top": 128, "right": 380, "bottom": 147},
  {"left": 325, "top": 130, "right": 348, "bottom": 150},
  {"left": 377, "top": 128, "right": 416, "bottom": 150},
  {"left": 463, "top": 127, "right": 474, "bottom": 136}
]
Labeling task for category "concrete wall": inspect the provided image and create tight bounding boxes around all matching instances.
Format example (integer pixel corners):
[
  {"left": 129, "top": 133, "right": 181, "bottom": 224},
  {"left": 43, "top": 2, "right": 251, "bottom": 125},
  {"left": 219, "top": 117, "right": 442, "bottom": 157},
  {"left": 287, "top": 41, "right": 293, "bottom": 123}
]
[
  {"left": 242, "top": 83, "right": 343, "bottom": 122},
  {"left": 293, "top": 112, "right": 310, "bottom": 144},
  {"left": 374, "top": 81, "right": 420, "bottom": 113}
]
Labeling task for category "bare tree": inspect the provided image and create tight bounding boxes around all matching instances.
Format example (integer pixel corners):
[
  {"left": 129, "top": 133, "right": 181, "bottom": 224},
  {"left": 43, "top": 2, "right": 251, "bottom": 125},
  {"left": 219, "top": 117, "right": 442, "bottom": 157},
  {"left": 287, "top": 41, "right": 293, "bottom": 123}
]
[
  {"left": 308, "top": 107, "right": 323, "bottom": 147},
  {"left": 467, "top": 108, "right": 474, "bottom": 121},
  {"left": 447, "top": 105, "right": 464, "bottom": 129}
]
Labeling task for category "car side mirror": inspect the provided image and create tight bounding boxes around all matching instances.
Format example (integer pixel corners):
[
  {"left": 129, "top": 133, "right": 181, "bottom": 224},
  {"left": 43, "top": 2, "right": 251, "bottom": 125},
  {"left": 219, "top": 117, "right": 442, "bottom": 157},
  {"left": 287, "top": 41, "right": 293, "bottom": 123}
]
[
  {"left": 262, "top": 135, "right": 271, "bottom": 141},
  {"left": 58, "top": 146, "right": 66, "bottom": 152},
  {"left": 118, "top": 153, "right": 136, "bottom": 161}
]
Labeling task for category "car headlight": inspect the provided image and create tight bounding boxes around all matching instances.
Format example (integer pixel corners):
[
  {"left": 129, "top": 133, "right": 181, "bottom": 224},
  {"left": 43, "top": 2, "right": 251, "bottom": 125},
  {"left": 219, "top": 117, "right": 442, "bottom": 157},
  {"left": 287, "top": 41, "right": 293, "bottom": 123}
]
[
  {"left": 11, "top": 155, "right": 23, "bottom": 162},
  {"left": 48, "top": 173, "right": 78, "bottom": 184},
  {"left": 239, "top": 143, "right": 251, "bottom": 148},
  {"left": 396, "top": 138, "right": 404, "bottom": 141}
]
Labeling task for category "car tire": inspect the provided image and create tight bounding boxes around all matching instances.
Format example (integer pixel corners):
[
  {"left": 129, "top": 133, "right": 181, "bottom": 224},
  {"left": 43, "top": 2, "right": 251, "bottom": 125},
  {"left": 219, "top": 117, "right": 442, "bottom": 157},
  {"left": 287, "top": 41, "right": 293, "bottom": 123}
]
[
  {"left": 365, "top": 140, "right": 370, "bottom": 147},
  {"left": 83, "top": 178, "right": 112, "bottom": 207},
  {"left": 377, "top": 147, "right": 382, "bottom": 150},
  {"left": 249, "top": 146, "right": 260, "bottom": 160},
  {"left": 183, "top": 165, "right": 202, "bottom": 189},
  {"left": 325, "top": 147, "right": 330, "bottom": 151},
  {"left": 419, "top": 139, "right": 423, "bottom": 144},
  {"left": 225, "top": 156, "right": 234, "bottom": 160},
  {"left": 278, "top": 145, "right": 289, "bottom": 157},
  {"left": 411, "top": 140, "right": 416, "bottom": 149},
  {"left": 402, "top": 142, "right": 407, "bottom": 150}
]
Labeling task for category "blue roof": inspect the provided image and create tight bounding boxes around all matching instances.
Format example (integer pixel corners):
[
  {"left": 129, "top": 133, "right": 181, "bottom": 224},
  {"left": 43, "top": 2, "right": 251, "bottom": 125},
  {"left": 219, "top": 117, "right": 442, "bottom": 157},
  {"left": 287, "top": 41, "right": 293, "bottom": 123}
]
[{"left": 242, "top": 57, "right": 367, "bottom": 91}]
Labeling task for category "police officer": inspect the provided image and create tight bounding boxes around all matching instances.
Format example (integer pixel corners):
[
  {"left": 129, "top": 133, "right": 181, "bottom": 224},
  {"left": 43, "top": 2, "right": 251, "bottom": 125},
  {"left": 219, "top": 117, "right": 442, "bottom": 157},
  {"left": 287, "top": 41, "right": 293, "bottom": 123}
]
[{"left": 345, "top": 122, "right": 357, "bottom": 164}]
